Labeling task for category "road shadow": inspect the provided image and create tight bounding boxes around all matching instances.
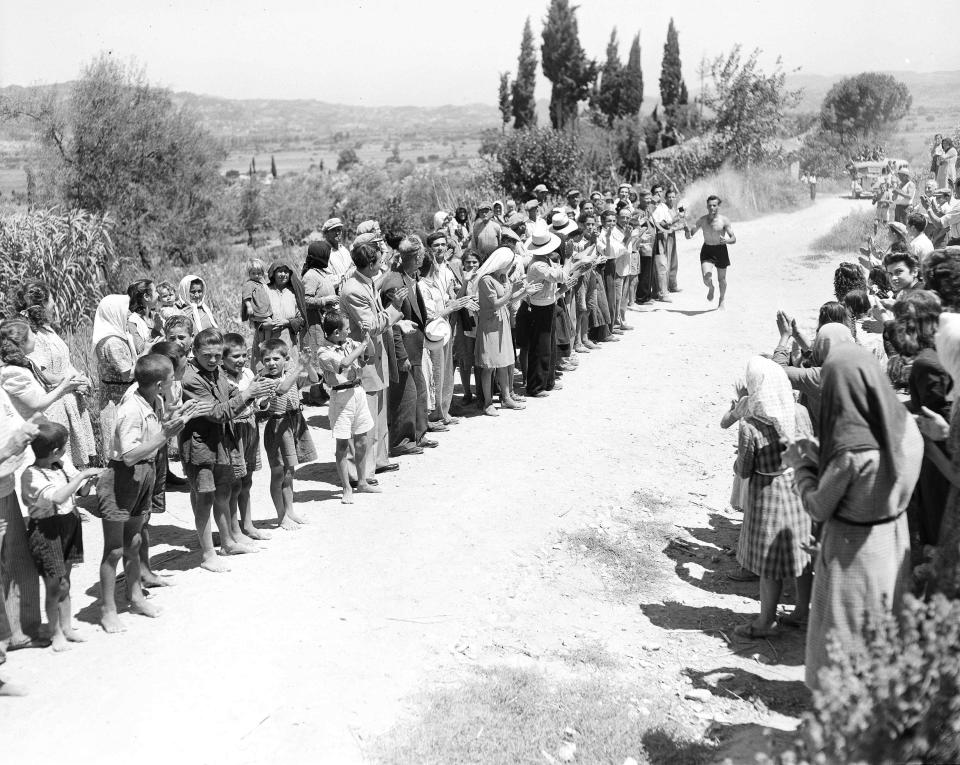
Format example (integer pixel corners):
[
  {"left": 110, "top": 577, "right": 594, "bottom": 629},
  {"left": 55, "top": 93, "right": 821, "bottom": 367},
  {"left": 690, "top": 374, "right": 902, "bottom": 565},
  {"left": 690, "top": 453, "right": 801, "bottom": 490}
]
[
  {"left": 655, "top": 307, "right": 716, "bottom": 317},
  {"left": 305, "top": 413, "right": 332, "bottom": 431},
  {"left": 294, "top": 487, "right": 342, "bottom": 503},
  {"left": 640, "top": 727, "right": 716, "bottom": 764},
  {"left": 641, "top": 600, "right": 752, "bottom": 636},
  {"left": 295, "top": 460, "right": 340, "bottom": 485},
  {"left": 683, "top": 666, "right": 810, "bottom": 716}
]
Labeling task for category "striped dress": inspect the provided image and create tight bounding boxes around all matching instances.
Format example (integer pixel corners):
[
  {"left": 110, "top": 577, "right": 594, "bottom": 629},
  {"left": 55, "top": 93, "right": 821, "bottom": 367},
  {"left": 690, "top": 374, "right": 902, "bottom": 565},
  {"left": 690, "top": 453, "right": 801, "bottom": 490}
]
[
  {"left": 734, "top": 408, "right": 813, "bottom": 579},
  {"left": 794, "top": 425, "right": 923, "bottom": 691}
]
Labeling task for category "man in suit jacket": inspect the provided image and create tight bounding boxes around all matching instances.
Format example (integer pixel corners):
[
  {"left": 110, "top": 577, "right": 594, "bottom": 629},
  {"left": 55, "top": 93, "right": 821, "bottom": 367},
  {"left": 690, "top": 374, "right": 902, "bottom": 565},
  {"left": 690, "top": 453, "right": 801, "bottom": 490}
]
[
  {"left": 340, "top": 235, "right": 406, "bottom": 474},
  {"left": 379, "top": 236, "right": 437, "bottom": 453}
]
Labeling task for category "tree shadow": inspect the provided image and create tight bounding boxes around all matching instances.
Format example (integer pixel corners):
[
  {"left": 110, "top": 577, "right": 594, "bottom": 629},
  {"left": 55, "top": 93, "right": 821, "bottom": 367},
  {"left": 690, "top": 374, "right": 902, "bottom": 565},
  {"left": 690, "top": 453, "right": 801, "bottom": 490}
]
[
  {"left": 683, "top": 666, "right": 810, "bottom": 716},
  {"left": 655, "top": 307, "right": 717, "bottom": 316},
  {"left": 640, "top": 727, "right": 716, "bottom": 765}
]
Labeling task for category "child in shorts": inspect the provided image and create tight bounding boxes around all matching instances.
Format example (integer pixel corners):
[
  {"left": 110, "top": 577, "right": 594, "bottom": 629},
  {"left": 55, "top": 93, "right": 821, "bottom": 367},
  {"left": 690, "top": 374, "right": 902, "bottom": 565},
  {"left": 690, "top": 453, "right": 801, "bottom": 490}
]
[
  {"left": 20, "top": 420, "right": 102, "bottom": 651},
  {"left": 222, "top": 333, "right": 269, "bottom": 542},
  {"left": 97, "top": 354, "right": 184, "bottom": 632},
  {"left": 315, "top": 314, "right": 380, "bottom": 504},
  {"left": 242, "top": 259, "right": 272, "bottom": 365},
  {"left": 180, "top": 329, "right": 273, "bottom": 571},
  {"left": 260, "top": 338, "right": 316, "bottom": 528}
]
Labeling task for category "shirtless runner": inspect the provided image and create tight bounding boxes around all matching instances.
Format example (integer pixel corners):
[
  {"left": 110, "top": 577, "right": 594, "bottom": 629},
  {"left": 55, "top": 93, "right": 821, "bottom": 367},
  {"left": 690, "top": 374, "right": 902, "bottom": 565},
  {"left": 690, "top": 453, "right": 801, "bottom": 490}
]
[{"left": 684, "top": 195, "right": 737, "bottom": 309}]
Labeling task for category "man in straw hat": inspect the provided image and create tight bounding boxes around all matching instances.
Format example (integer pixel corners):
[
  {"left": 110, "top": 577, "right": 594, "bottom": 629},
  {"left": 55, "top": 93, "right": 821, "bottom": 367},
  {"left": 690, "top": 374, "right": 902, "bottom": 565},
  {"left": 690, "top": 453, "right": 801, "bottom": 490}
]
[
  {"left": 892, "top": 167, "right": 915, "bottom": 225},
  {"left": 321, "top": 218, "right": 354, "bottom": 281}
]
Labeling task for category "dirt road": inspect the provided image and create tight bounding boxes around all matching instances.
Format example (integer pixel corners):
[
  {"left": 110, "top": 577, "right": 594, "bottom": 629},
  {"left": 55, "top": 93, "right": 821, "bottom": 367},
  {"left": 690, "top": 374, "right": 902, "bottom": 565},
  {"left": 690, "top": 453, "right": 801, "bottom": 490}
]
[{"left": 1, "top": 195, "right": 859, "bottom": 764}]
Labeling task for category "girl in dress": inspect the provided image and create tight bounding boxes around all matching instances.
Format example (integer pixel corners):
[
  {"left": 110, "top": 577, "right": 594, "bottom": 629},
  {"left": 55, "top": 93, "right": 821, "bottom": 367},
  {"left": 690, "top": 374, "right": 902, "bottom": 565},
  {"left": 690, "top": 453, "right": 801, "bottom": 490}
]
[
  {"left": 126, "top": 279, "right": 160, "bottom": 354},
  {"left": 16, "top": 281, "right": 97, "bottom": 467},
  {"left": 265, "top": 261, "right": 308, "bottom": 366},
  {"left": 91, "top": 295, "right": 139, "bottom": 464}
]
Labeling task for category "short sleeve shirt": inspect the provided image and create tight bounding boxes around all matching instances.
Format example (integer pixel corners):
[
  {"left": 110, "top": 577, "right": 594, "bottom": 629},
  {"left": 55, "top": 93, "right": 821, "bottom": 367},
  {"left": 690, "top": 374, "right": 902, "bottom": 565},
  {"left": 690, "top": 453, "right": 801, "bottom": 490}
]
[
  {"left": 109, "top": 390, "right": 162, "bottom": 462},
  {"left": 316, "top": 339, "right": 363, "bottom": 388},
  {"left": 21, "top": 459, "right": 79, "bottom": 518}
]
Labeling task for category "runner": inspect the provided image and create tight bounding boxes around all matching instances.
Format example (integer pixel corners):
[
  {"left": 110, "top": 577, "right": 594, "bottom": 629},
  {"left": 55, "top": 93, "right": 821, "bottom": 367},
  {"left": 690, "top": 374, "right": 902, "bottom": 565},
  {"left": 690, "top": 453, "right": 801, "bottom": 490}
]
[{"left": 685, "top": 195, "right": 737, "bottom": 310}]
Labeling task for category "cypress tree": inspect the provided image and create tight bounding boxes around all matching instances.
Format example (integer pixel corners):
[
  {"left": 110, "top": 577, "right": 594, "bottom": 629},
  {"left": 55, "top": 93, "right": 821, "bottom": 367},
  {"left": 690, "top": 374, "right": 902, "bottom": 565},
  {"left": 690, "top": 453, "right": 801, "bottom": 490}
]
[
  {"left": 620, "top": 33, "right": 643, "bottom": 118},
  {"left": 498, "top": 72, "right": 513, "bottom": 132},
  {"left": 659, "top": 18, "right": 683, "bottom": 108},
  {"left": 592, "top": 28, "right": 623, "bottom": 126},
  {"left": 678, "top": 80, "right": 689, "bottom": 106},
  {"left": 270, "top": 154, "right": 277, "bottom": 178},
  {"left": 541, "top": 0, "right": 597, "bottom": 130},
  {"left": 511, "top": 17, "right": 538, "bottom": 129}
]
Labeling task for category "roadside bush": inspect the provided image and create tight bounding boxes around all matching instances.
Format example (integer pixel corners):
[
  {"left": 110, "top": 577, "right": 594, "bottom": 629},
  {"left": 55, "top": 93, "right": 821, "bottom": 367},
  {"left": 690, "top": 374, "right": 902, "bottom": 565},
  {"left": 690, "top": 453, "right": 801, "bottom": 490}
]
[
  {"left": 0, "top": 207, "right": 121, "bottom": 329},
  {"left": 262, "top": 173, "right": 334, "bottom": 245},
  {"left": 495, "top": 127, "right": 583, "bottom": 200},
  {"left": 810, "top": 209, "right": 875, "bottom": 253}
]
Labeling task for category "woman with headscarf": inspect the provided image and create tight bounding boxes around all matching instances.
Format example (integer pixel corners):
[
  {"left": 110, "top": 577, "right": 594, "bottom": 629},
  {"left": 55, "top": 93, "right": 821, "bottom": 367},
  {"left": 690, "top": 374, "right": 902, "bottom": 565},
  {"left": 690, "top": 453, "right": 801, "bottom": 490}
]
[
  {"left": 772, "top": 320, "right": 854, "bottom": 430},
  {"left": 91, "top": 294, "right": 139, "bottom": 463},
  {"left": 126, "top": 279, "right": 161, "bottom": 354},
  {"left": 301, "top": 242, "right": 340, "bottom": 404},
  {"left": 729, "top": 357, "right": 813, "bottom": 639},
  {"left": 265, "top": 261, "right": 308, "bottom": 365},
  {"left": 15, "top": 281, "right": 96, "bottom": 467},
  {"left": 176, "top": 275, "right": 217, "bottom": 332},
  {"left": 783, "top": 344, "right": 923, "bottom": 691},
  {"left": 474, "top": 247, "right": 538, "bottom": 415}
]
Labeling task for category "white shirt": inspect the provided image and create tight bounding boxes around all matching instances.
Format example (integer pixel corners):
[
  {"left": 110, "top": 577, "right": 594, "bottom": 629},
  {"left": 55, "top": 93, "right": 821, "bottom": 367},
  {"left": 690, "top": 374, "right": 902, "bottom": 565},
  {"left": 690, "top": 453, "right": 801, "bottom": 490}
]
[
  {"left": 328, "top": 244, "right": 354, "bottom": 280},
  {"left": 910, "top": 232, "right": 934, "bottom": 263}
]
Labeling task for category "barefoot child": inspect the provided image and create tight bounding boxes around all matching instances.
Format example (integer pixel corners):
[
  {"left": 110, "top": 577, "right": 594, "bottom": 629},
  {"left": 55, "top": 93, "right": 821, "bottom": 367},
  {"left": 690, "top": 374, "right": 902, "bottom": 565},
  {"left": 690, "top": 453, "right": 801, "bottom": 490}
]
[
  {"left": 221, "top": 333, "right": 270, "bottom": 541},
  {"left": 97, "top": 354, "right": 184, "bottom": 632},
  {"left": 180, "top": 329, "right": 273, "bottom": 572},
  {"left": 260, "top": 338, "right": 317, "bottom": 528},
  {"left": 20, "top": 420, "right": 102, "bottom": 651},
  {"left": 315, "top": 314, "right": 381, "bottom": 504},
  {"left": 241, "top": 259, "right": 272, "bottom": 365}
]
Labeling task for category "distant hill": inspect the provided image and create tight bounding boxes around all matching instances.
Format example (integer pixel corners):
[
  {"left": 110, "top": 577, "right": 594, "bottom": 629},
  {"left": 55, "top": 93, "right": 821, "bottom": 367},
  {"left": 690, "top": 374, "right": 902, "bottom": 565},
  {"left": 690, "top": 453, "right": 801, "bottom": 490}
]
[{"left": 786, "top": 70, "right": 960, "bottom": 114}]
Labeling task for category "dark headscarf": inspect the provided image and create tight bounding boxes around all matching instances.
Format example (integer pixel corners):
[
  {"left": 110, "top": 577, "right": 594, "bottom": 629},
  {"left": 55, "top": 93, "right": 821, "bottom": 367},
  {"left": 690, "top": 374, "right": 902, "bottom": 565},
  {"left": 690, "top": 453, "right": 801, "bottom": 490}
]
[
  {"left": 302, "top": 240, "right": 332, "bottom": 276},
  {"left": 810, "top": 322, "right": 853, "bottom": 366},
  {"left": 817, "top": 344, "right": 911, "bottom": 490},
  {"left": 268, "top": 260, "right": 309, "bottom": 341}
]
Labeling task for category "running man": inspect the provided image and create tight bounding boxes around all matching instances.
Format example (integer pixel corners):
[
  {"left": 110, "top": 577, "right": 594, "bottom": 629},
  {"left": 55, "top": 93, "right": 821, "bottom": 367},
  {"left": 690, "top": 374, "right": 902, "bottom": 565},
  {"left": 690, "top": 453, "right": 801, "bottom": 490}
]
[{"left": 685, "top": 195, "right": 736, "bottom": 309}]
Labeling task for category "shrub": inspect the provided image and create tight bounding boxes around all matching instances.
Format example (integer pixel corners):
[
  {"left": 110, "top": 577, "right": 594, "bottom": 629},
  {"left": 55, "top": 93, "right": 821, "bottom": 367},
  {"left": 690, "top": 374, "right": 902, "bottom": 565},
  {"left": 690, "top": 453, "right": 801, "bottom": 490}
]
[
  {"left": 783, "top": 595, "right": 960, "bottom": 765},
  {"left": 0, "top": 207, "right": 121, "bottom": 329},
  {"left": 811, "top": 209, "right": 876, "bottom": 253},
  {"left": 495, "top": 127, "right": 584, "bottom": 200}
]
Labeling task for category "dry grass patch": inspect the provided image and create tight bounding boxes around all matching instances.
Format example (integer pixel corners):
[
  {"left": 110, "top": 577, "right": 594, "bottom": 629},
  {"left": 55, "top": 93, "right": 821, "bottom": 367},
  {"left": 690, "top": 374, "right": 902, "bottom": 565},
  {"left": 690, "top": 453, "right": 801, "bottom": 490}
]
[
  {"left": 370, "top": 665, "right": 713, "bottom": 765},
  {"left": 809, "top": 208, "right": 874, "bottom": 254}
]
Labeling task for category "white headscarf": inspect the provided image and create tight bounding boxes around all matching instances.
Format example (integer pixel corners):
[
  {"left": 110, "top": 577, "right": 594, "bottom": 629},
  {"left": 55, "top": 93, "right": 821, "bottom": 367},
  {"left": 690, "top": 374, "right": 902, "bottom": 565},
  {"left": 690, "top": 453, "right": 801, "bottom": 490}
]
[
  {"left": 476, "top": 246, "right": 516, "bottom": 281},
  {"left": 936, "top": 313, "right": 960, "bottom": 386},
  {"left": 433, "top": 211, "right": 449, "bottom": 231},
  {"left": 91, "top": 294, "right": 138, "bottom": 358},
  {"left": 176, "top": 274, "right": 218, "bottom": 330},
  {"left": 744, "top": 356, "right": 796, "bottom": 440}
]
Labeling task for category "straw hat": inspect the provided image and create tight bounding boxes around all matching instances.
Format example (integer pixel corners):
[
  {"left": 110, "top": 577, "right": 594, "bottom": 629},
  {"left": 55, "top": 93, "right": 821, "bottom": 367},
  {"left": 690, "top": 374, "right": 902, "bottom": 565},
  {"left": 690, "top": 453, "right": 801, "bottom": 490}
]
[
  {"left": 525, "top": 220, "right": 561, "bottom": 256},
  {"left": 887, "top": 221, "right": 909, "bottom": 239},
  {"left": 550, "top": 211, "right": 577, "bottom": 235}
]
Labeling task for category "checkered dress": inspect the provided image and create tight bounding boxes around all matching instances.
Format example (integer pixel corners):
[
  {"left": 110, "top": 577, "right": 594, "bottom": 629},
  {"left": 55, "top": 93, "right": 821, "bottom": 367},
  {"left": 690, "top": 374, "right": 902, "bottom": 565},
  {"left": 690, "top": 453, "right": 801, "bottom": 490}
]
[{"left": 735, "top": 413, "right": 812, "bottom": 580}]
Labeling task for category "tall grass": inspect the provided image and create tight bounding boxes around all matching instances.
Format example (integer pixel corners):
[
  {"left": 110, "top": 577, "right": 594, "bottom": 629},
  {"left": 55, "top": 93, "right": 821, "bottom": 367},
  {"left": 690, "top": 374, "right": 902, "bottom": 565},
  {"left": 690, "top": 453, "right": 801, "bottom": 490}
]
[{"left": 810, "top": 209, "right": 876, "bottom": 253}]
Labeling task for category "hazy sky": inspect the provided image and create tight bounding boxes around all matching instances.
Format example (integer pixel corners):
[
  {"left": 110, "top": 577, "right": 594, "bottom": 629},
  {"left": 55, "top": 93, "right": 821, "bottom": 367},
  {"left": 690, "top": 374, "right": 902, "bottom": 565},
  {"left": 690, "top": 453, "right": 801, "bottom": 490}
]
[{"left": 1, "top": 0, "right": 956, "bottom": 106}]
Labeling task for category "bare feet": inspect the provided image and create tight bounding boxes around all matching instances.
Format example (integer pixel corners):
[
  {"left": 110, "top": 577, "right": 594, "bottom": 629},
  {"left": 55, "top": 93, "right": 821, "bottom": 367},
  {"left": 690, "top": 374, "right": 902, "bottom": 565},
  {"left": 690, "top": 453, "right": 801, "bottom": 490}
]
[
  {"left": 483, "top": 405, "right": 499, "bottom": 416},
  {"left": 141, "top": 571, "right": 174, "bottom": 588},
  {"left": 0, "top": 680, "right": 28, "bottom": 696},
  {"left": 63, "top": 627, "right": 86, "bottom": 643},
  {"left": 355, "top": 482, "right": 382, "bottom": 494},
  {"left": 341, "top": 488, "right": 354, "bottom": 505},
  {"left": 130, "top": 597, "right": 162, "bottom": 618},
  {"left": 279, "top": 518, "right": 302, "bottom": 531},
  {"left": 200, "top": 555, "right": 231, "bottom": 572},
  {"left": 718, "top": 298, "right": 726, "bottom": 311},
  {"left": 100, "top": 611, "right": 126, "bottom": 633},
  {"left": 706, "top": 283, "right": 715, "bottom": 301},
  {"left": 286, "top": 511, "right": 308, "bottom": 525},
  {"left": 220, "top": 541, "right": 259, "bottom": 555},
  {"left": 51, "top": 633, "right": 71, "bottom": 652},
  {"left": 500, "top": 398, "right": 525, "bottom": 410},
  {"left": 243, "top": 527, "right": 272, "bottom": 541}
]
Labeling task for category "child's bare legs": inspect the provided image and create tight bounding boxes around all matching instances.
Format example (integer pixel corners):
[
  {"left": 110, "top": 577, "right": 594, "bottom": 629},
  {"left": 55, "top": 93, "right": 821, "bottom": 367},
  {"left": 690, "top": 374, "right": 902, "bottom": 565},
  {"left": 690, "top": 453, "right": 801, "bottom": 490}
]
[
  {"left": 190, "top": 489, "right": 230, "bottom": 572},
  {"left": 271, "top": 466, "right": 304, "bottom": 529},
  {"left": 498, "top": 367, "right": 524, "bottom": 409},
  {"left": 46, "top": 568, "right": 82, "bottom": 651},
  {"left": 479, "top": 368, "right": 497, "bottom": 415},
  {"left": 215, "top": 480, "right": 256, "bottom": 555},
  {"left": 99, "top": 520, "right": 126, "bottom": 632},
  {"left": 335, "top": 439, "right": 353, "bottom": 504},
  {"left": 354, "top": 432, "right": 380, "bottom": 497},
  {"left": 138, "top": 517, "right": 171, "bottom": 588},
  {"left": 236, "top": 474, "right": 269, "bottom": 540},
  {"left": 124, "top": 517, "right": 160, "bottom": 617}
]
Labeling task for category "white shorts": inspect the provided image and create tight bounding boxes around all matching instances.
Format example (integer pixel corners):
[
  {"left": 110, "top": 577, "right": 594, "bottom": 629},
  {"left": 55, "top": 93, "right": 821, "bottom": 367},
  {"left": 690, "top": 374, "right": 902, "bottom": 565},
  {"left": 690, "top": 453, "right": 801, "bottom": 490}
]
[{"left": 327, "top": 386, "right": 373, "bottom": 440}]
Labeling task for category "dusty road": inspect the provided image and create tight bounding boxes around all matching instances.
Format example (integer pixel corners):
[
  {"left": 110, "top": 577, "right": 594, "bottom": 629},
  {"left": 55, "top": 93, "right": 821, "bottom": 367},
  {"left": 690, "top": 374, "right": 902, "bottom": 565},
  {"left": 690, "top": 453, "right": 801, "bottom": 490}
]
[{"left": 1, "top": 195, "right": 859, "bottom": 764}]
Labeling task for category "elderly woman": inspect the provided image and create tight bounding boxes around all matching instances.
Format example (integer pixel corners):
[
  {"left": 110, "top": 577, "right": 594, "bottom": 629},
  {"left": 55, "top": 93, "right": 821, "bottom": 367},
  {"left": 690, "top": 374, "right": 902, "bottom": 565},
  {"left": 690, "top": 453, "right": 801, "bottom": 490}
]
[
  {"left": 470, "top": 202, "right": 501, "bottom": 259},
  {"left": 16, "top": 281, "right": 96, "bottom": 467},
  {"left": 176, "top": 274, "right": 217, "bottom": 332},
  {"left": 784, "top": 344, "right": 923, "bottom": 691},
  {"left": 301, "top": 241, "right": 339, "bottom": 403},
  {"left": 91, "top": 294, "right": 139, "bottom": 463},
  {"left": 265, "top": 261, "right": 308, "bottom": 364},
  {"left": 728, "top": 357, "right": 813, "bottom": 639},
  {"left": 474, "top": 247, "right": 539, "bottom": 415}
]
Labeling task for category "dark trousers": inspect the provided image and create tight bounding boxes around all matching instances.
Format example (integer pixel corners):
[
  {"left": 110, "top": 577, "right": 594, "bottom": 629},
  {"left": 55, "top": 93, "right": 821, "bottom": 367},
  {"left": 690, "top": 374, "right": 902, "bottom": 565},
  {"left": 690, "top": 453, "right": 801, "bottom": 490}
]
[
  {"left": 522, "top": 303, "right": 557, "bottom": 395},
  {"left": 388, "top": 367, "right": 422, "bottom": 449},
  {"left": 637, "top": 256, "right": 655, "bottom": 303}
]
